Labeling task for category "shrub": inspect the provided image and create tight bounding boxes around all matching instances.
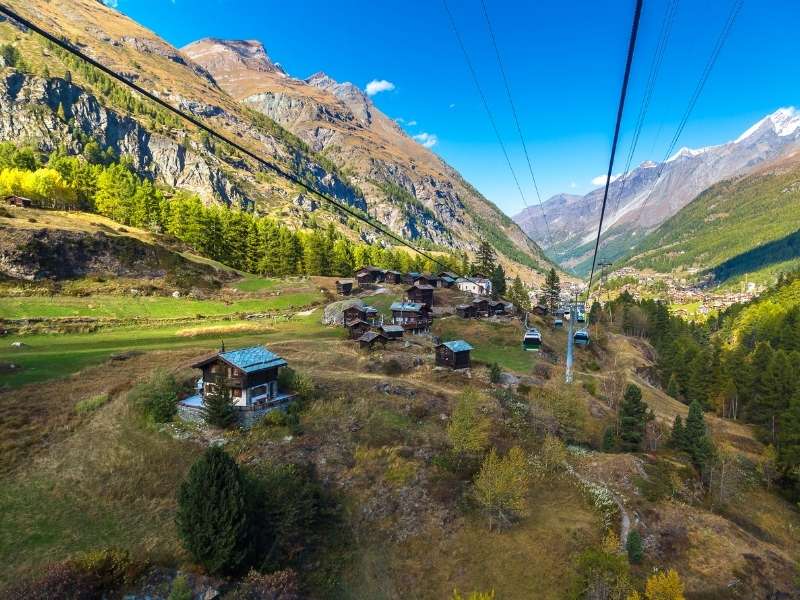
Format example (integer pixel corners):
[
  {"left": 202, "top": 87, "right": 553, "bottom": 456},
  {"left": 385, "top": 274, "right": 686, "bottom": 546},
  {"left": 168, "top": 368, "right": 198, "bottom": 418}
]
[
  {"left": 488, "top": 362, "right": 501, "bottom": 384},
  {"left": 643, "top": 569, "right": 685, "bottom": 600},
  {"left": 74, "top": 392, "right": 110, "bottom": 415},
  {"left": 473, "top": 447, "right": 531, "bottom": 528},
  {"left": 626, "top": 530, "right": 643, "bottom": 564},
  {"left": 128, "top": 369, "right": 180, "bottom": 423},
  {"left": 167, "top": 575, "right": 192, "bottom": 600},
  {"left": 447, "top": 389, "right": 491, "bottom": 457},
  {"left": 538, "top": 434, "right": 567, "bottom": 473},
  {"left": 382, "top": 359, "right": 403, "bottom": 376},
  {"left": 278, "top": 367, "right": 315, "bottom": 401},
  {"left": 176, "top": 446, "right": 251, "bottom": 575},
  {"left": 570, "top": 548, "right": 632, "bottom": 600}
]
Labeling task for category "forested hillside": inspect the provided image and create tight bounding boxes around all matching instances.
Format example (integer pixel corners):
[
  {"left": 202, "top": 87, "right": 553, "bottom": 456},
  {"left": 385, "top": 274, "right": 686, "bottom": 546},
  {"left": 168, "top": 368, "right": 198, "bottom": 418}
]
[{"left": 621, "top": 151, "right": 800, "bottom": 285}]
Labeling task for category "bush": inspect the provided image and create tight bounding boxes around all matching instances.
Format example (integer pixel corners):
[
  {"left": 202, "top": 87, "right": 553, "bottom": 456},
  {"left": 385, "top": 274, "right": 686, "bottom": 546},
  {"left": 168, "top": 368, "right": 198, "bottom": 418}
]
[
  {"left": 227, "top": 569, "right": 301, "bottom": 600},
  {"left": 473, "top": 447, "right": 531, "bottom": 528},
  {"left": 626, "top": 530, "right": 644, "bottom": 564},
  {"left": 167, "top": 575, "right": 192, "bottom": 600},
  {"left": 176, "top": 446, "right": 251, "bottom": 575},
  {"left": 447, "top": 389, "right": 491, "bottom": 457},
  {"left": 569, "top": 548, "right": 631, "bottom": 600},
  {"left": 382, "top": 359, "right": 403, "bottom": 376},
  {"left": 128, "top": 369, "right": 180, "bottom": 423},
  {"left": 538, "top": 434, "right": 567, "bottom": 473},
  {"left": 278, "top": 367, "right": 315, "bottom": 402},
  {"left": 74, "top": 392, "right": 110, "bottom": 415},
  {"left": 488, "top": 362, "right": 501, "bottom": 384}
]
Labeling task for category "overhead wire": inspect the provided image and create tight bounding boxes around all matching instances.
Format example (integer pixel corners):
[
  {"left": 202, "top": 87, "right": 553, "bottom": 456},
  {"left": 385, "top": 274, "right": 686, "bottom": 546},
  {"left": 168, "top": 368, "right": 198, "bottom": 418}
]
[
  {"left": 0, "top": 3, "right": 486, "bottom": 282},
  {"left": 631, "top": 0, "right": 743, "bottom": 231},
  {"left": 585, "top": 0, "right": 645, "bottom": 296},
  {"left": 479, "top": 0, "right": 554, "bottom": 250}
]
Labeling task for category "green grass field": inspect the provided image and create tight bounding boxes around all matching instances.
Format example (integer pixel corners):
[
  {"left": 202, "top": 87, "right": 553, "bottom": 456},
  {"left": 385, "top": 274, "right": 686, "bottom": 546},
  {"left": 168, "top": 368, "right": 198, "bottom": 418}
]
[
  {"left": 0, "top": 312, "right": 336, "bottom": 388},
  {"left": 0, "top": 291, "right": 323, "bottom": 321}
]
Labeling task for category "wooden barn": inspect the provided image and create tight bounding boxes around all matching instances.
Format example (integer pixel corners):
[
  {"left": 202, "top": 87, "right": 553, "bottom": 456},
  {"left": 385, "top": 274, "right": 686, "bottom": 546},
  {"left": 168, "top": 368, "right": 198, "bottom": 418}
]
[
  {"left": 346, "top": 319, "right": 372, "bottom": 339},
  {"left": 489, "top": 300, "right": 507, "bottom": 316},
  {"left": 4, "top": 195, "right": 32, "bottom": 208},
  {"left": 391, "top": 301, "right": 431, "bottom": 333},
  {"left": 358, "top": 330, "right": 388, "bottom": 350},
  {"left": 380, "top": 324, "right": 404, "bottom": 340},
  {"left": 404, "top": 271, "right": 422, "bottom": 285},
  {"left": 413, "top": 274, "right": 439, "bottom": 287},
  {"left": 533, "top": 304, "right": 548, "bottom": 316},
  {"left": 343, "top": 304, "right": 380, "bottom": 325},
  {"left": 179, "top": 345, "right": 294, "bottom": 426},
  {"left": 407, "top": 283, "right": 435, "bottom": 307},
  {"left": 355, "top": 266, "right": 385, "bottom": 285},
  {"left": 384, "top": 270, "right": 403, "bottom": 284},
  {"left": 435, "top": 340, "right": 474, "bottom": 369},
  {"left": 336, "top": 279, "right": 355, "bottom": 296},
  {"left": 472, "top": 298, "right": 490, "bottom": 317},
  {"left": 456, "top": 303, "right": 476, "bottom": 318},
  {"left": 439, "top": 275, "right": 456, "bottom": 288}
]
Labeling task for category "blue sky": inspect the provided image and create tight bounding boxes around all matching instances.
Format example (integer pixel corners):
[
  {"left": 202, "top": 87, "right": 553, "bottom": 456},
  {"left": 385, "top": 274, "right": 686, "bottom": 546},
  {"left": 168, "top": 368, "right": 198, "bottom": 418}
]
[{"left": 110, "top": 0, "right": 799, "bottom": 217}]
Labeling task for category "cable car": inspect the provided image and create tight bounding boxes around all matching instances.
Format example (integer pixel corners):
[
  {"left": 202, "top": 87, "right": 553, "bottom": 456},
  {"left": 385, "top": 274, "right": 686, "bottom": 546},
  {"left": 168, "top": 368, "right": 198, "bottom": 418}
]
[
  {"left": 522, "top": 328, "right": 542, "bottom": 351},
  {"left": 573, "top": 329, "right": 590, "bottom": 346},
  {"left": 577, "top": 311, "right": 586, "bottom": 323},
  {"left": 554, "top": 318, "right": 563, "bottom": 328}
]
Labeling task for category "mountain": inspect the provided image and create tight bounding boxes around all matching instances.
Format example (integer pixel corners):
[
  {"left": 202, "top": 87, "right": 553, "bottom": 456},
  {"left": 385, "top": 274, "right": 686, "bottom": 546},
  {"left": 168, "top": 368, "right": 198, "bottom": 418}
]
[
  {"left": 515, "top": 107, "right": 800, "bottom": 275},
  {"left": 0, "top": 1, "right": 551, "bottom": 278},
  {"left": 619, "top": 148, "right": 800, "bottom": 286},
  {"left": 181, "top": 38, "right": 552, "bottom": 275}
]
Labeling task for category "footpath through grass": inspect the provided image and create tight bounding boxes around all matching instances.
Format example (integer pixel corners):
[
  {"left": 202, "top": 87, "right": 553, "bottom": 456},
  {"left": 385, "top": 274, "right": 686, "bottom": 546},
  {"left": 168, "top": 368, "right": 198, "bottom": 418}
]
[{"left": 0, "top": 312, "right": 335, "bottom": 388}]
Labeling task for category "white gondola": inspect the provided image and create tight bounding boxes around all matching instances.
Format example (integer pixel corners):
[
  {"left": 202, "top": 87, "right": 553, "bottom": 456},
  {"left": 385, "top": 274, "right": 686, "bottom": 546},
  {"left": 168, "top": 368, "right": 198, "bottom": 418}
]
[
  {"left": 522, "top": 328, "right": 542, "bottom": 351},
  {"left": 577, "top": 311, "right": 586, "bottom": 323},
  {"left": 554, "top": 318, "right": 563, "bottom": 328},
  {"left": 573, "top": 329, "right": 590, "bottom": 346}
]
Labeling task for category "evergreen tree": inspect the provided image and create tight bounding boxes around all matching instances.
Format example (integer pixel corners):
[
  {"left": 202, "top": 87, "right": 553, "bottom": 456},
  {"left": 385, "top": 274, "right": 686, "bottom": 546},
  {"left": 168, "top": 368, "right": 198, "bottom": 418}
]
[
  {"left": 508, "top": 276, "right": 531, "bottom": 312},
  {"left": 684, "top": 400, "right": 714, "bottom": 468},
  {"left": 202, "top": 379, "right": 236, "bottom": 429},
  {"left": 544, "top": 267, "right": 561, "bottom": 313},
  {"left": 619, "top": 384, "right": 648, "bottom": 452},
  {"left": 490, "top": 264, "right": 506, "bottom": 299},
  {"left": 626, "top": 530, "right": 643, "bottom": 564},
  {"left": 669, "top": 415, "right": 687, "bottom": 451},
  {"left": 777, "top": 393, "right": 800, "bottom": 480},
  {"left": 745, "top": 341, "right": 775, "bottom": 425},
  {"left": 476, "top": 240, "right": 496, "bottom": 275},
  {"left": 666, "top": 373, "right": 681, "bottom": 400},
  {"left": 588, "top": 302, "right": 602, "bottom": 325},
  {"left": 175, "top": 446, "right": 251, "bottom": 575},
  {"left": 602, "top": 426, "right": 617, "bottom": 452}
]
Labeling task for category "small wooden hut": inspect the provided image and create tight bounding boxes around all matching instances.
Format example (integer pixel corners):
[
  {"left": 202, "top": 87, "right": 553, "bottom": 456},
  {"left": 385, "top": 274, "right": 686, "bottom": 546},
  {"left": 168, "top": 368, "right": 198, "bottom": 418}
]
[
  {"left": 346, "top": 319, "right": 372, "bottom": 339},
  {"left": 380, "top": 324, "right": 404, "bottom": 340},
  {"left": 407, "top": 284, "right": 435, "bottom": 307},
  {"left": 435, "top": 340, "right": 473, "bottom": 369},
  {"left": 456, "top": 304, "right": 476, "bottom": 318},
  {"left": 358, "top": 331, "right": 388, "bottom": 350},
  {"left": 336, "top": 279, "right": 354, "bottom": 296}
]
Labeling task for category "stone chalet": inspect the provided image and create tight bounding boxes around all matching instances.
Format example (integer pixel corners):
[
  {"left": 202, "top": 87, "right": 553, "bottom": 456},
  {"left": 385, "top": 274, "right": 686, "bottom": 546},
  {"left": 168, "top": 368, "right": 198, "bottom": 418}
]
[{"left": 180, "top": 345, "right": 294, "bottom": 427}]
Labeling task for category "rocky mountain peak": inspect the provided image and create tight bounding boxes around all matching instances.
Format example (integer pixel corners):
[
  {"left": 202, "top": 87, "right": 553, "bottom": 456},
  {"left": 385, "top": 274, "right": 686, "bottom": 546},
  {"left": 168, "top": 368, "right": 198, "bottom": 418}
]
[{"left": 182, "top": 38, "right": 285, "bottom": 76}]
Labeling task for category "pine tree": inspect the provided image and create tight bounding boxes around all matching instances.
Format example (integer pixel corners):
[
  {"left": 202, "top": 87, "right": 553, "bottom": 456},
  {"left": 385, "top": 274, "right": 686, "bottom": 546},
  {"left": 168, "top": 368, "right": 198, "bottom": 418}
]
[
  {"left": 619, "top": 384, "right": 647, "bottom": 452},
  {"left": 588, "top": 302, "right": 602, "bottom": 325},
  {"left": 669, "top": 415, "right": 687, "bottom": 451},
  {"left": 666, "top": 373, "right": 681, "bottom": 400},
  {"left": 745, "top": 341, "right": 774, "bottom": 425},
  {"left": 626, "top": 530, "right": 643, "bottom": 564},
  {"left": 175, "top": 446, "right": 251, "bottom": 575},
  {"left": 508, "top": 276, "right": 531, "bottom": 311},
  {"left": 684, "top": 400, "right": 714, "bottom": 468},
  {"left": 544, "top": 268, "right": 561, "bottom": 313},
  {"left": 777, "top": 393, "right": 800, "bottom": 479},
  {"left": 202, "top": 378, "right": 236, "bottom": 429},
  {"left": 476, "top": 240, "right": 496, "bottom": 275},
  {"left": 490, "top": 264, "right": 506, "bottom": 299}
]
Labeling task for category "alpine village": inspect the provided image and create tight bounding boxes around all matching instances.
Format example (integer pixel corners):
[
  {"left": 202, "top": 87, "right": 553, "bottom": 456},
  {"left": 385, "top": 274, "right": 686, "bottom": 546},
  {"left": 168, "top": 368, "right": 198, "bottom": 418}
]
[{"left": 1, "top": 1, "right": 800, "bottom": 599}]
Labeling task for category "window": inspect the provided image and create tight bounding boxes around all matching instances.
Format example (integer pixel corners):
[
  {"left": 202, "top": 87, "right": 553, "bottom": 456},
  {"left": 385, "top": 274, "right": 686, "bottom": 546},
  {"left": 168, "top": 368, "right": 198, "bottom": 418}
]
[{"left": 251, "top": 384, "right": 268, "bottom": 399}]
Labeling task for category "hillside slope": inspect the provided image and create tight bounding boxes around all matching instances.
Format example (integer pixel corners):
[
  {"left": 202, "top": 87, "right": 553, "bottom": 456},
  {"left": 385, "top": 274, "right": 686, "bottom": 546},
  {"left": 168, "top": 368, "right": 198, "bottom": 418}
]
[
  {"left": 0, "top": 2, "right": 551, "bottom": 277},
  {"left": 515, "top": 107, "right": 800, "bottom": 275},
  {"left": 620, "top": 149, "right": 800, "bottom": 285},
  {"left": 181, "top": 38, "right": 552, "bottom": 276}
]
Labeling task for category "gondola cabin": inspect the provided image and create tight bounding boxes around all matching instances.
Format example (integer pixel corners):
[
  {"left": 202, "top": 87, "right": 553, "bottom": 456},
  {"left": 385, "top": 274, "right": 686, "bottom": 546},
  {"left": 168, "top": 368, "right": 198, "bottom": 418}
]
[
  {"left": 435, "top": 340, "right": 474, "bottom": 369},
  {"left": 573, "top": 329, "right": 590, "bottom": 346},
  {"left": 358, "top": 331, "right": 388, "bottom": 350},
  {"left": 554, "top": 318, "right": 564, "bottom": 328},
  {"left": 335, "top": 279, "right": 354, "bottom": 296},
  {"left": 576, "top": 311, "right": 586, "bottom": 323},
  {"left": 407, "top": 284, "right": 435, "bottom": 307},
  {"left": 522, "top": 328, "right": 542, "bottom": 351}
]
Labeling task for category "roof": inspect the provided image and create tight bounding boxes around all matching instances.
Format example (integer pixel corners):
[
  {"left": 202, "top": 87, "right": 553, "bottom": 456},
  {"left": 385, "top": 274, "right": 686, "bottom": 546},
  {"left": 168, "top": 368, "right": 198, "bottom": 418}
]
[
  {"left": 381, "top": 325, "right": 404, "bottom": 333},
  {"left": 441, "top": 276, "right": 456, "bottom": 283},
  {"left": 408, "top": 284, "right": 435, "bottom": 291},
  {"left": 391, "top": 301, "right": 424, "bottom": 312},
  {"left": 407, "top": 271, "right": 421, "bottom": 277},
  {"left": 385, "top": 270, "right": 402, "bottom": 275},
  {"left": 194, "top": 345, "right": 287, "bottom": 373},
  {"left": 358, "top": 331, "right": 386, "bottom": 343},
  {"left": 336, "top": 279, "right": 355, "bottom": 284},
  {"left": 346, "top": 319, "right": 370, "bottom": 327},
  {"left": 439, "top": 340, "right": 474, "bottom": 352},
  {"left": 357, "top": 265, "right": 384, "bottom": 272},
  {"left": 455, "top": 304, "right": 473, "bottom": 310},
  {"left": 364, "top": 306, "right": 379, "bottom": 314}
]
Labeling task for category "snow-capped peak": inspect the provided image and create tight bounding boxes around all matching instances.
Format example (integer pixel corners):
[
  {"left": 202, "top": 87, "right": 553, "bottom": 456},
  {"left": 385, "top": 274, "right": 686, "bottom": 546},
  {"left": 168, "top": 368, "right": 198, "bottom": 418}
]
[
  {"left": 666, "top": 146, "right": 709, "bottom": 163},
  {"left": 735, "top": 106, "right": 800, "bottom": 143}
]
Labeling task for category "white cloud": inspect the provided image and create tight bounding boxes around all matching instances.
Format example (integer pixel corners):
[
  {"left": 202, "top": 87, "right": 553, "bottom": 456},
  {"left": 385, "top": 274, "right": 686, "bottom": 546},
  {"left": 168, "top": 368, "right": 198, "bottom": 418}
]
[
  {"left": 449, "top": 103, "right": 456, "bottom": 109},
  {"left": 591, "top": 173, "right": 620, "bottom": 186},
  {"left": 413, "top": 132, "right": 438, "bottom": 148},
  {"left": 365, "top": 79, "right": 395, "bottom": 96},
  {"left": 569, "top": 181, "right": 577, "bottom": 189},
  {"left": 394, "top": 117, "right": 405, "bottom": 124},
  {"left": 407, "top": 120, "right": 417, "bottom": 126},
  {"left": 102, "top": 0, "right": 119, "bottom": 6}
]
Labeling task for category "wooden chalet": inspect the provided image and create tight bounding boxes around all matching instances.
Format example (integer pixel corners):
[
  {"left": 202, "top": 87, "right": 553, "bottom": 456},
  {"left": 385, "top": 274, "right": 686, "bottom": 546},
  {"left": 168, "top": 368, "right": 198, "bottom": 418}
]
[
  {"left": 355, "top": 266, "right": 385, "bottom": 285},
  {"left": 404, "top": 271, "right": 422, "bottom": 285},
  {"left": 180, "top": 345, "right": 293, "bottom": 426},
  {"left": 384, "top": 270, "right": 403, "bottom": 284},
  {"left": 438, "top": 275, "right": 456, "bottom": 288},
  {"left": 456, "top": 303, "right": 476, "bottom": 318},
  {"left": 413, "top": 274, "right": 439, "bottom": 287},
  {"left": 489, "top": 300, "right": 507, "bottom": 316},
  {"left": 335, "top": 279, "right": 355, "bottom": 296},
  {"left": 391, "top": 301, "right": 431, "bottom": 333},
  {"left": 343, "top": 304, "right": 380, "bottom": 326},
  {"left": 406, "top": 283, "right": 435, "bottom": 307},
  {"left": 532, "top": 304, "right": 548, "bottom": 316},
  {"left": 4, "top": 194, "right": 32, "bottom": 208},
  {"left": 380, "top": 324, "right": 404, "bottom": 340},
  {"left": 472, "top": 297, "right": 490, "bottom": 317},
  {"left": 346, "top": 319, "right": 372, "bottom": 339},
  {"left": 358, "top": 330, "right": 388, "bottom": 350},
  {"left": 435, "top": 340, "right": 474, "bottom": 369}
]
